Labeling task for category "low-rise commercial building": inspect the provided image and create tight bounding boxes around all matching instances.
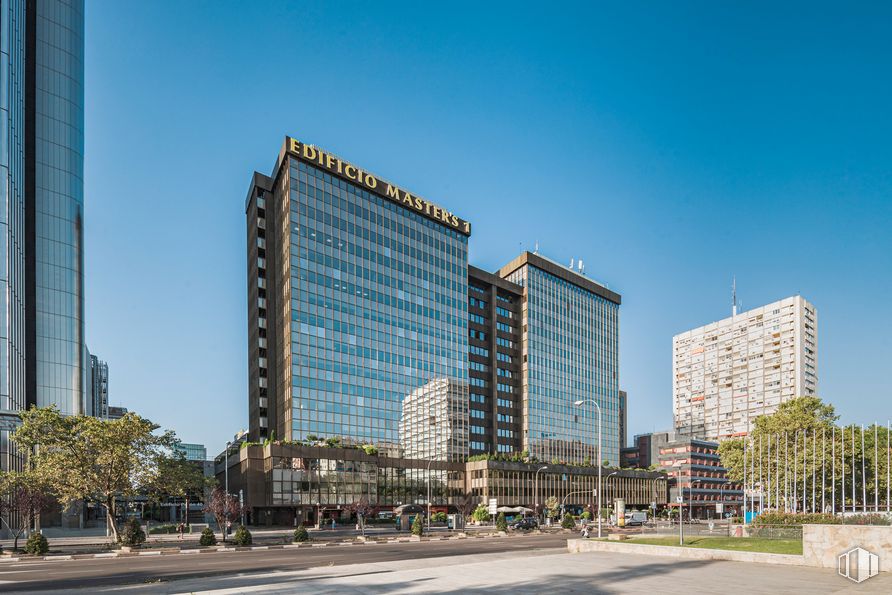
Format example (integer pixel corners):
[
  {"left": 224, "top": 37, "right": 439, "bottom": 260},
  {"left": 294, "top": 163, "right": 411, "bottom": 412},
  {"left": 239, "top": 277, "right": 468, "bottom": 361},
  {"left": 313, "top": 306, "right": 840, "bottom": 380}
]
[
  {"left": 216, "top": 443, "right": 666, "bottom": 527},
  {"left": 656, "top": 435, "right": 742, "bottom": 519}
]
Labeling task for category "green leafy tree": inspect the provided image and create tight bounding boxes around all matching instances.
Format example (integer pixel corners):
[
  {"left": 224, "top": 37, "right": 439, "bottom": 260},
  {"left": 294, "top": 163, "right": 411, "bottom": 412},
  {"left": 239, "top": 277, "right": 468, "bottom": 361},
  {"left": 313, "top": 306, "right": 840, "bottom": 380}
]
[
  {"left": 12, "top": 406, "right": 175, "bottom": 543},
  {"left": 293, "top": 524, "right": 310, "bottom": 542},
  {"left": 561, "top": 513, "right": 575, "bottom": 529},
  {"left": 148, "top": 450, "right": 214, "bottom": 529},
  {"left": 581, "top": 511, "right": 592, "bottom": 521},
  {"left": 0, "top": 471, "right": 52, "bottom": 551},
  {"left": 120, "top": 517, "right": 146, "bottom": 547},
  {"left": 411, "top": 514, "right": 423, "bottom": 536},
  {"left": 199, "top": 527, "right": 217, "bottom": 546},
  {"left": 544, "top": 496, "right": 559, "bottom": 520},
  {"left": 24, "top": 532, "right": 49, "bottom": 555},
  {"left": 496, "top": 512, "right": 508, "bottom": 532},
  {"left": 233, "top": 525, "right": 252, "bottom": 546},
  {"left": 471, "top": 504, "right": 489, "bottom": 523}
]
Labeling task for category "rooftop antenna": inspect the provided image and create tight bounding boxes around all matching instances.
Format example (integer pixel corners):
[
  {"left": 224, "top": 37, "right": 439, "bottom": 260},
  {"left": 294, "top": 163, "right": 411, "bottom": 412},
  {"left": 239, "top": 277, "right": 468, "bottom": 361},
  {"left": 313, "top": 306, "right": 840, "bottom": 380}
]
[
  {"left": 569, "top": 258, "right": 575, "bottom": 270},
  {"left": 534, "top": 240, "right": 539, "bottom": 254},
  {"left": 732, "top": 276, "right": 738, "bottom": 317},
  {"left": 578, "top": 259, "right": 585, "bottom": 275}
]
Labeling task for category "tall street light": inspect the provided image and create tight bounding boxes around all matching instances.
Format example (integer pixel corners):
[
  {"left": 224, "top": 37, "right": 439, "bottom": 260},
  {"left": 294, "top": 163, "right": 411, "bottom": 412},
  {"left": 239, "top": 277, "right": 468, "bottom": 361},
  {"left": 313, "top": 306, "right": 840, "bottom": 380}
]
[
  {"left": 426, "top": 457, "right": 436, "bottom": 533},
  {"left": 650, "top": 476, "right": 663, "bottom": 523},
  {"left": 535, "top": 465, "right": 548, "bottom": 523},
  {"left": 574, "top": 399, "right": 602, "bottom": 538},
  {"left": 224, "top": 440, "right": 232, "bottom": 497},
  {"left": 224, "top": 440, "right": 232, "bottom": 537},
  {"left": 605, "top": 471, "right": 619, "bottom": 525}
]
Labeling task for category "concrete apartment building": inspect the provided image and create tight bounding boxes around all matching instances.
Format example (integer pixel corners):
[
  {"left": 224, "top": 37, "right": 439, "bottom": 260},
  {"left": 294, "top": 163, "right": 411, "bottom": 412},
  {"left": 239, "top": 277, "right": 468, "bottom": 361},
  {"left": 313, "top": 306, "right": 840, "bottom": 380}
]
[{"left": 673, "top": 295, "right": 818, "bottom": 441}]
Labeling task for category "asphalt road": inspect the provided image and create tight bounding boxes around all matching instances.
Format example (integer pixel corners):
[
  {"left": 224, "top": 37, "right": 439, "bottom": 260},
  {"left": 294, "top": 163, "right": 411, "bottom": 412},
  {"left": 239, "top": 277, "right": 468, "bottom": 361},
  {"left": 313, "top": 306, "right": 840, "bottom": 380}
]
[{"left": 0, "top": 533, "right": 568, "bottom": 593}]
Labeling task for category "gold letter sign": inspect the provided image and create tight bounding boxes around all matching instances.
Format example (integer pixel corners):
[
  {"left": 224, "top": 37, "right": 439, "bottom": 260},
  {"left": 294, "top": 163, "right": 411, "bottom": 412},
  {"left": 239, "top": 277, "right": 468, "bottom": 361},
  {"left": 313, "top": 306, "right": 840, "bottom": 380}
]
[{"left": 284, "top": 136, "right": 471, "bottom": 236}]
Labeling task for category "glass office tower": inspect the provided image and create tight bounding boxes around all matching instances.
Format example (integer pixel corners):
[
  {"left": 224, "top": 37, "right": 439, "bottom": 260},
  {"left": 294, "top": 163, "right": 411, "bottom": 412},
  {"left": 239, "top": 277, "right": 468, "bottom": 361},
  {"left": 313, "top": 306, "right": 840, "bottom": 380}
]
[
  {"left": 246, "top": 137, "right": 470, "bottom": 462},
  {"left": 32, "top": 0, "right": 85, "bottom": 415},
  {"left": 0, "top": 0, "right": 29, "bottom": 475},
  {"left": 501, "top": 252, "right": 622, "bottom": 466},
  {"left": 0, "top": 0, "right": 84, "bottom": 489}
]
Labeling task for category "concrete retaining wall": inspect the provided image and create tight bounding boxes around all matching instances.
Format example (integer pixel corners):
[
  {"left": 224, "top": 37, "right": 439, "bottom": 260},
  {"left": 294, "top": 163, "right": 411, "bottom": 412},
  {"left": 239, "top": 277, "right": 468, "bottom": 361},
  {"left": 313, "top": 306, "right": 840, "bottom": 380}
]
[
  {"left": 803, "top": 524, "right": 892, "bottom": 572},
  {"left": 567, "top": 539, "right": 805, "bottom": 567}
]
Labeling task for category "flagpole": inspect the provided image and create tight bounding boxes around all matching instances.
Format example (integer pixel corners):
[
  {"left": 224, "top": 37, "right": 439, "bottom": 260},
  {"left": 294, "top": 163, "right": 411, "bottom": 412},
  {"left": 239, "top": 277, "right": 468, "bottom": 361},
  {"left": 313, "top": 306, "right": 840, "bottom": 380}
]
[{"left": 831, "top": 426, "right": 836, "bottom": 515}]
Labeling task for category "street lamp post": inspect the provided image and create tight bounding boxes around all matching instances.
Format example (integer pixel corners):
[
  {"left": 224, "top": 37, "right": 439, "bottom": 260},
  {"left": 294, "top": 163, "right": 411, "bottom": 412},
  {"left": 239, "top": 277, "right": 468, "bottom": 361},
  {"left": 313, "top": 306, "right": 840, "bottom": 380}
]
[
  {"left": 535, "top": 465, "right": 548, "bottom": 523},
  {"left": 574, "top": 399, "right": 602, "bottom": 538},
  {"left": 225, "top": 440, "right": 231, "bottom": 497},
  {"left": 605, "top": 471, "right": 619, "bottom": 525},
  {"left": 719, "top": 481, "right": 727, "bottom": 519},
  {"left": 680, "top": 478, "right": 703, "bottom": 545},
  {"left": 427, "top": 457, "right": 436, "bottom": 533},
  {"left": 224, "top": 440, "right": 232, "bottom": 537},
  {"left": 650, "top": 476, "right": 662, "bottom": 524}
]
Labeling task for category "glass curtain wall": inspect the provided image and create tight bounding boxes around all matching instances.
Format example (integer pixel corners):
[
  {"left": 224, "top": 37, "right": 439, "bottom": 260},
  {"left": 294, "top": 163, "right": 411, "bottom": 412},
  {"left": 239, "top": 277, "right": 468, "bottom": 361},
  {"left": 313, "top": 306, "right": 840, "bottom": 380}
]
[{"left": 285, "top": 158, "right": 469, "bottom": 462}]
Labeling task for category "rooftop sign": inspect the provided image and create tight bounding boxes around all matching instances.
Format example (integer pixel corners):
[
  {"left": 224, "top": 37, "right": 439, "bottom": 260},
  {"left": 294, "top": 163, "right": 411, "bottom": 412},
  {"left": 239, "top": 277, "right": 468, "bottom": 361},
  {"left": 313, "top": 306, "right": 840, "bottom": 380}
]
[{"left": 284, "top": 137, "right": 471, "bottom": 236}]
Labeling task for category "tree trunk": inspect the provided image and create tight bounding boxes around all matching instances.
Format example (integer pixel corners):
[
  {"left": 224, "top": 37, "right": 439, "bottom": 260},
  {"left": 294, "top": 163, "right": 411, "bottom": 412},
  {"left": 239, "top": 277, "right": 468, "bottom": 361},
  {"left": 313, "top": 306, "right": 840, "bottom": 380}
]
[{"left": 106, "top": 498, "right": 119, "bottom": 543}]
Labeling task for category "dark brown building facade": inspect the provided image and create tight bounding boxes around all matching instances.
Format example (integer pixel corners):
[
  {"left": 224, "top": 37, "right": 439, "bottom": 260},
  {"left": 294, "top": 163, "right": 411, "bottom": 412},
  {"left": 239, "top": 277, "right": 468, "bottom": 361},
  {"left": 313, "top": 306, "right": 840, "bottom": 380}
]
[{"left": 467, "top": 266, "right": 523, "bottom": 456}]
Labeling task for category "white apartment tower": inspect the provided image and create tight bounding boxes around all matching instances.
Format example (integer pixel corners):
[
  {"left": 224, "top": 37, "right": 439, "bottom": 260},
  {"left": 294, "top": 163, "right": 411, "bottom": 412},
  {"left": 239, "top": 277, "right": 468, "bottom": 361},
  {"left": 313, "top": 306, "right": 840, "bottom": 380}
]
[{"left": 673, "top": 295, "right": 817, "bottom": 441}]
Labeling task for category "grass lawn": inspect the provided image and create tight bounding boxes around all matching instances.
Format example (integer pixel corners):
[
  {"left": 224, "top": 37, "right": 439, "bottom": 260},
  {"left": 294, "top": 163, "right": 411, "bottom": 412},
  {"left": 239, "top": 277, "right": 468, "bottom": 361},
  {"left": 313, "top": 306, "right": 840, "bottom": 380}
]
[{"left": 622, "top": 535, "right": 803, "bottom": 555}]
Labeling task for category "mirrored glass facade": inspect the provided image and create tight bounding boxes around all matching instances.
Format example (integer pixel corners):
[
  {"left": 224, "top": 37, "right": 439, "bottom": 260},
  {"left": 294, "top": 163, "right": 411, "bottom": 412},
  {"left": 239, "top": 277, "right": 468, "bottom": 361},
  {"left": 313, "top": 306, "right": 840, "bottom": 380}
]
[
  {"left": 247, "top": 139, "right": 470, "bottom": 463},
  {"left": 33, "top": 0, "right": 84, "bottom": 414},
  {"left": 503, "top": 254, "right": 621, "bottom": 465},
  {"left": 285, "top": 158, "right": 468, "bottom": 461},
  {"left": 0, "top": 0, "right": 28, "bottom": 473},
  {"left": 0, "top": 0, "right": 85, "bottom": 494}
]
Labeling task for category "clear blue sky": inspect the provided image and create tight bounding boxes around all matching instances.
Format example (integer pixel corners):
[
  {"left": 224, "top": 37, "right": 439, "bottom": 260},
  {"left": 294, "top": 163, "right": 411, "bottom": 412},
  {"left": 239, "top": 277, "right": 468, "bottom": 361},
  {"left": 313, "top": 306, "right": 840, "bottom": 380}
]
[{"left": 84, "top": 2, "right": 892, "bottom": 455}]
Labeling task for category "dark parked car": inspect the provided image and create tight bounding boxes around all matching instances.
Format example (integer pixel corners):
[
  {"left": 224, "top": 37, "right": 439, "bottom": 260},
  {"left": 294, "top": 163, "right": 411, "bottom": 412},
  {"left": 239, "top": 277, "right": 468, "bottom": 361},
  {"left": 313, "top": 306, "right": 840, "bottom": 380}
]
[{"left": 510, "top": 517, "right": 539, "bottom": 531}]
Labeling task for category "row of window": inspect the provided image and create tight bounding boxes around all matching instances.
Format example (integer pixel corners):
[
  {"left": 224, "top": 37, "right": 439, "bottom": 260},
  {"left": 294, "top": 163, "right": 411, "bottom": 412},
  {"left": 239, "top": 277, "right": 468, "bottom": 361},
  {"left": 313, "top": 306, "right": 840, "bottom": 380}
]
[{"left": 469, "top": 296, "right": 487, "bottom": 309}]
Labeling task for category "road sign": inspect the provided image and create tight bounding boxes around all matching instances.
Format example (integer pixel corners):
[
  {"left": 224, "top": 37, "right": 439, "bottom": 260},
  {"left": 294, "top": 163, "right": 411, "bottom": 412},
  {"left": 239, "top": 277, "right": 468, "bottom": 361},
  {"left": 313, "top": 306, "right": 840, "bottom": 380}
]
[
  {"left": 676, "top": 496, "right": 683, "bottom": 503},
  {"left": 488, "top": 498, "right": 498, "bottom": 515},
  {"left": 715, "top": 503, "right": 724, "bottom": 514}
]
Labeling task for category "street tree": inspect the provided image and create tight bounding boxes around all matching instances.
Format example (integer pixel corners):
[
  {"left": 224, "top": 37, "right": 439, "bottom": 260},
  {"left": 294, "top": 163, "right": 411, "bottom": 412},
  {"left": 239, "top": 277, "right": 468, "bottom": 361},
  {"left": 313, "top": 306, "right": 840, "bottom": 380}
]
[
  {"left": 348, "top": 495, "right": 374, "bottom": 536},
  {"left": 204, "top": 486, "right": 244, "bottom": 544},
  {"left": 12, "top": 406, "right": 175, "bottom": 543},
  {"left": 454, "top": 491, "right": 478, "bottom": 526},
  {"left": 149, "top": 451, "right": 214, "bottom": 528},
  {"left": 544, "top": 496, "right": 560, "bottom": 520},
  {"left": 718, "top": 396, "right": 839, "bottom": 484},
  {"left": 0, "top": 471, "right": 52, "bottom": 551}
]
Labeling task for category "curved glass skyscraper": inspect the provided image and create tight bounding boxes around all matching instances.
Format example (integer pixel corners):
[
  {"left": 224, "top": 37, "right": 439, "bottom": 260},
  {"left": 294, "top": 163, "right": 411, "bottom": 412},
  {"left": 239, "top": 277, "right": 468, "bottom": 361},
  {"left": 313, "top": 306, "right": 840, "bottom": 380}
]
[
  {"left": 30, "top": 0, "right": 85, "bottom": 415},
  {"left": 0, "top": 0, "right": 85, "bottom": 478}
]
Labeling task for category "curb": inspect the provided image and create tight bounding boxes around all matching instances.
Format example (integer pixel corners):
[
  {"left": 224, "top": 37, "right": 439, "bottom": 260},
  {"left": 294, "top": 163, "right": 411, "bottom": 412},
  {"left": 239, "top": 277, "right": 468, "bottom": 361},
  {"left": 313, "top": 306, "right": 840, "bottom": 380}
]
[{"left": 5, "top": 532, "right": 524, "bottom": 562}]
